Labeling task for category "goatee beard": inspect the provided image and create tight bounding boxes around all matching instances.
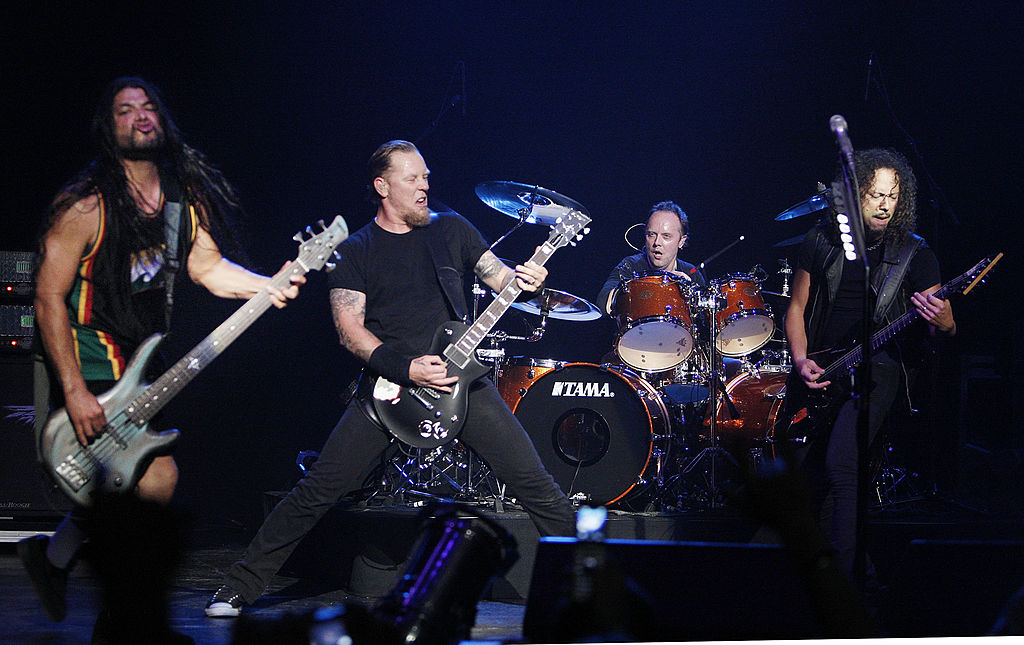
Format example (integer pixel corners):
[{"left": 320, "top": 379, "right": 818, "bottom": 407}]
[{"left": 121, "top": 145, "right": 165, "bottom": 162}]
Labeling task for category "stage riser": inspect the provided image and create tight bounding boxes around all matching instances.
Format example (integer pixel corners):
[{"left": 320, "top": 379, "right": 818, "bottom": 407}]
[{"left": 263, "top": 491, "right": 1024, "bottom": 623}]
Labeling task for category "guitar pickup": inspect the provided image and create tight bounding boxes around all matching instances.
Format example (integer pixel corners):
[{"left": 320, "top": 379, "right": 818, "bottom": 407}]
[
  {"left": 56, "top": 456, "right": 90, "bottom": 492},
  {"left": 410, "top": 389, "right": 436, "bottom": 411}
]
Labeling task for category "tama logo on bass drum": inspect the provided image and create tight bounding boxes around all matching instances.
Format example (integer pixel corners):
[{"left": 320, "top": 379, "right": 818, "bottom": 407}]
[{"left": 549, "top": 381, "right": 616, "bottom": 397}]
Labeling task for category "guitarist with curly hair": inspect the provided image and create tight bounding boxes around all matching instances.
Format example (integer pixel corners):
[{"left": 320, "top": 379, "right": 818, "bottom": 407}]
[{"left": 782, "top": 148, "right": 956, "bottom": 585}]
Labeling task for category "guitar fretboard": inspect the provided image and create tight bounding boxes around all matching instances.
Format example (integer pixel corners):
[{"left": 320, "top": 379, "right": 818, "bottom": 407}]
[
  {"left": 821, "top": 256, "right": 996, "bottom": 380},
  {"left": 444, "top": 240, "right": 558, "bottom": 367}
]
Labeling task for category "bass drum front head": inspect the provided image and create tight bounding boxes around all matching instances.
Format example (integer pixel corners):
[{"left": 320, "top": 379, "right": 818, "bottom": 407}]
[{"left": 514, "top": 363, "right": 658, "bottom": 505}]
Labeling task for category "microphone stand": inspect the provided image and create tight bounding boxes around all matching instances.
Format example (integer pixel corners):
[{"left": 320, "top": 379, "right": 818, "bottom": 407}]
[{"left": 831, "top": 117, "right": 871, "bottom": 589}]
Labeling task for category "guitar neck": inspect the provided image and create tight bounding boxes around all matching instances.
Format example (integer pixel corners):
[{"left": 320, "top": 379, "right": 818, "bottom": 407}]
[
  {"left": 821, "top": 279, "right": 959, "bottom": 380},
  {"left": 129, "top": 267, "right": 303, "bottom": 423},
  {"left": 444, "top": 242, "right": 557, "bottom": 367}
]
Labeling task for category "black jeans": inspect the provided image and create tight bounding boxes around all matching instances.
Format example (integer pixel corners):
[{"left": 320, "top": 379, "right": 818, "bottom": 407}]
[
  {"left": 801, "top": 353, "right": 902, "bottom": 579},
  {"left": 223, "top": 378, "right": 575, "bottom": 603}
]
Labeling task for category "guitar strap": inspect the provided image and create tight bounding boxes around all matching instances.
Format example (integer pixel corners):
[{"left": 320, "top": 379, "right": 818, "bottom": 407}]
[
  {"left": 871, "top": 234, "right": 923, "bottom": 324},
  {"left": 162, "top": 196, "right": 184, "bottom": 333},
  {"left": 354, "top": 217, "right": 469, "bottom": 432},
  {"left": 425, "top": 215, "right": 469, "bottom": 322}
]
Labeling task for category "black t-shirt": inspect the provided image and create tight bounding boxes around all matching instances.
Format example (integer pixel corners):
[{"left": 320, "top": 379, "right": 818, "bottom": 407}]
[
  {"left": 798, "top": 241, "right": 941, "bottom": 349},
  {"left": 327, "top": 213, "right": 488, "bottom": 357}
]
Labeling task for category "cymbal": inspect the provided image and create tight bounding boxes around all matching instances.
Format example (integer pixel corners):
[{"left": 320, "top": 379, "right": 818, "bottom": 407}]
[
  {"left": 504, "top": 288, "right": 602, "bottom": 321},
  {"left": 774, "top": 189, "right": 830, "bottom": 221},
  {"left": 475, "top": 181, "right": 589, "bottom": 226},
  {"left": 772, "top": 233, "right": 806, "bottom": 247}
]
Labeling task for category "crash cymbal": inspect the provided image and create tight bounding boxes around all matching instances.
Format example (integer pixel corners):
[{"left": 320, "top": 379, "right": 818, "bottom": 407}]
[
  {"left": 503, "top": 288, "right": 602, "bottom": 321},
  {"left": 774, "top": 188, "right": 830, "bottom": 221},
  {"left": 475, "top": 181, "right": 589, "bottom": 225},
  {"left": 772, "top": 232, "right": 807, "bottom": 247}
]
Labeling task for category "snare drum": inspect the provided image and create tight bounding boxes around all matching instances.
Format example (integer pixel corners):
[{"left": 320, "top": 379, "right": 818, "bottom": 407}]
[
  {"left": 495, "top": 357, "right": 565, "bottom": 412},
  {"left": 513, "top": 363, "right": 669, "bottom": 506},
  {"left": 709, "top": 273, "right": 775, "bottom": 357},
  {"left": 613, "top": 275, "right": 695, "bottom": 371}
]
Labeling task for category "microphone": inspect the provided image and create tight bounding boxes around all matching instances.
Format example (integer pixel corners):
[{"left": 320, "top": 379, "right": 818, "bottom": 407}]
[
  {"left": 830, "top": 114, "right": 854, "bottom": 164},
  {"left": 864, "top": 53, "right": 873, "bottom": 102}
]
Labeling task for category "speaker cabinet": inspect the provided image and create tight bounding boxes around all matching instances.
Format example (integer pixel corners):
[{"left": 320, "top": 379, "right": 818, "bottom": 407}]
[
  {"left": 881, "top": 539, "right": 1024, "bottom": 636},
  {"left": 523, "top": 537, "right": 820, "bottom": 641},
  {"left": 0, "top": 354, "right": 69, "bottom": 539}
]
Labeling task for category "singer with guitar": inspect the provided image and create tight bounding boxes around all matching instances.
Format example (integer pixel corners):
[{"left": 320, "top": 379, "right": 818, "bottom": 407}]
[
  {"left": 19, "top": 78, "right": 305, "bottom": 637},
  {"left": 780, "top": 148, "right": 955, "bottom": 584},
  {"left": 206, "top": 140, "right": 575, "bottom": 617}
]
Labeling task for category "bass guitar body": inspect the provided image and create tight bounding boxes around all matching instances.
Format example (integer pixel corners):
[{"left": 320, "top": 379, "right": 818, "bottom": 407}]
[{"left": 40, "top": 334, "right": 180, "bottom": 507}]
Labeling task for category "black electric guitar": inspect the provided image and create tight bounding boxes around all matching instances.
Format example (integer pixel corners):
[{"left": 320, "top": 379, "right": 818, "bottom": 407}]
[
  {"left": 369, "top": 210, "right": 591, "bottom": 449},
  {"left": 40, "top": 216, "right": 349, "bottom": 506},
  {"left": 779, "top": 252, "right": 1002, "bottom": 442}
]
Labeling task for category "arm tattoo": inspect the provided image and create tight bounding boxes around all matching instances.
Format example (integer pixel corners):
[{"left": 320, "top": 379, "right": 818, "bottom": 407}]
[
  {"left": 329, "top": 289, "right": 371, "bottom": 362},
  {"left": 475, "top": 251, "right": 505, "bottom": 281},
  {"left": 475, "top": 251, "right": 513, "bottom": 290}
]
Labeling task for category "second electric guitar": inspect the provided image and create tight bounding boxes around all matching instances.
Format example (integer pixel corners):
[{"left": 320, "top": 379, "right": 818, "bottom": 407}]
[{"left": 370, "top": 210, "right": 591, "bottom": 449}]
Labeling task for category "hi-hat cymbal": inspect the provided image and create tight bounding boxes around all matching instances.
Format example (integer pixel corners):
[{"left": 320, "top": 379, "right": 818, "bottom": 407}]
[
  {"left": 772, "top": 233, "right": 807, "bottom": 247},
  {"left": 475, "top": 181, "right": 589, "bottom": 225},
  {"left": 502, "top": 288, "right": 602, "bottom": 321},
  {"left": 774, "top": 189, "right": 830, "bottom": 221}
]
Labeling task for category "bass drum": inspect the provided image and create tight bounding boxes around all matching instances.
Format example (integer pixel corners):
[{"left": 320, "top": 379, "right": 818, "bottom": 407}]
[{"left": 514, "top": 363, "right": 668, "bottom": 506}]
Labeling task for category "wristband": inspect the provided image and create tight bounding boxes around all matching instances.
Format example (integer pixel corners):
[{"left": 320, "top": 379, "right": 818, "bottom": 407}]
[{"left": 368, "top": 344, "right": 413, "bottom": 386}]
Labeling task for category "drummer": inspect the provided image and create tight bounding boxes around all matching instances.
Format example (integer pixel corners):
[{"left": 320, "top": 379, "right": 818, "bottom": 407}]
[{"left": 597, "top": 200, "right": 707, "bottom": 315}]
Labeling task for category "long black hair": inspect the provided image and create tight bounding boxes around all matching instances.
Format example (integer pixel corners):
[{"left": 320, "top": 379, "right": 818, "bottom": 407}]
[
  {"left": 39, "top": 77, "right": 253, "bottom": 343},
  {"left": 826, "top": 147, "right": 918, "bottom": 247}
]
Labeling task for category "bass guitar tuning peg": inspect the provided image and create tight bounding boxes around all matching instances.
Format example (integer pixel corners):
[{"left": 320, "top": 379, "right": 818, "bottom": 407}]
[
  {"left": 292, "top": 231, "right": 304, "bottom": 242},
  {"left": 317, "top": 219, "right": 326, "bottom": 230},
  {"left": 324, "top": 261, "right": 337, "bottom": 272}
]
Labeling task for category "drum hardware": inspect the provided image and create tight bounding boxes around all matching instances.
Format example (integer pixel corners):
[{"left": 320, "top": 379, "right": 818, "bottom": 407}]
[
  {"left": 675, "top": 286, "right": 744, "bottom": 508},
  {"left": 777, "top": 258, "right": 791, "bottom": 297},
  {"left": 368, "top": 439, "right": 511, "bottom": 510}
]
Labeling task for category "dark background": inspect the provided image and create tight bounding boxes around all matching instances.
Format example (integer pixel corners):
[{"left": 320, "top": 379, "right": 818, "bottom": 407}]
[{"left": 3, "top": 2, "right": 1022, "bottom": 527}]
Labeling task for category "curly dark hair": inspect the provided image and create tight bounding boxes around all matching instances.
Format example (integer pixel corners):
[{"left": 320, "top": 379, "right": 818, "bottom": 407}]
[
  {"left": 647, "top": 200, "right": 690, "bottom": 246},
  {"left": 827, "top": 147, "right": 918, "bottom": 247}
]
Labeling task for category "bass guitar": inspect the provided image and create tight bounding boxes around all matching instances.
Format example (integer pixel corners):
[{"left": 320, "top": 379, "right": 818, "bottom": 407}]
[
  {"left": 780, "top": 252, "right": 1002, "bottom": 442},
  {"left": 41, "top": 216, "right": 349, "bottom": 506},
  {"left": 369, "top": 210, "right": 591, "bottom": 449}
]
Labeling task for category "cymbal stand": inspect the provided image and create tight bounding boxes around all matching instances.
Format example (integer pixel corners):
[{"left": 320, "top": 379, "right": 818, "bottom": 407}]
[
  {"left": 777, "top": 258, "right": 792, "bottom": 297},
  {"left": 680, "top": 287, "right": 741, "bottom": 508},
  {"left": 368, "top": 439, "right": 512, "bottom": 509}
]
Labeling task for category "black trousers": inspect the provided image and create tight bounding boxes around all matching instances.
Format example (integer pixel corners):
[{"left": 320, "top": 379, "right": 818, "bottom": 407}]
[
  {"left": 800, "top": 352, "right": 903, "bottom": 579},
  {"left": 223, "top": 378, "right": 576, "bottom": 603}
]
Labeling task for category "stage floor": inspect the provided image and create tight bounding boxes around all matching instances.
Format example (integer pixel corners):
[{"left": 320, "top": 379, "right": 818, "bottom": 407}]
[{"left": 2, "top": 497, "right": 1022, "bottom": 643}]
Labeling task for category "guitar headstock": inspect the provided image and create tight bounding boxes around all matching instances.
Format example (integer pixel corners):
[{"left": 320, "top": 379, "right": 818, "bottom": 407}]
[
  {"left": 292, "top": 215, "right": 349, "bottom": 273},
  {"left": 546, "top": 209, "right": 592, "bottom": 249},
  {"left": 961, "top": 252, "right": 1003, "bottom": 295}
]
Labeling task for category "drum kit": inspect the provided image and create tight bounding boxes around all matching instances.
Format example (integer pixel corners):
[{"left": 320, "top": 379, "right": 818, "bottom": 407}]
[{"left": 374, "top": 181, "right": 808, "bottom": 512}]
